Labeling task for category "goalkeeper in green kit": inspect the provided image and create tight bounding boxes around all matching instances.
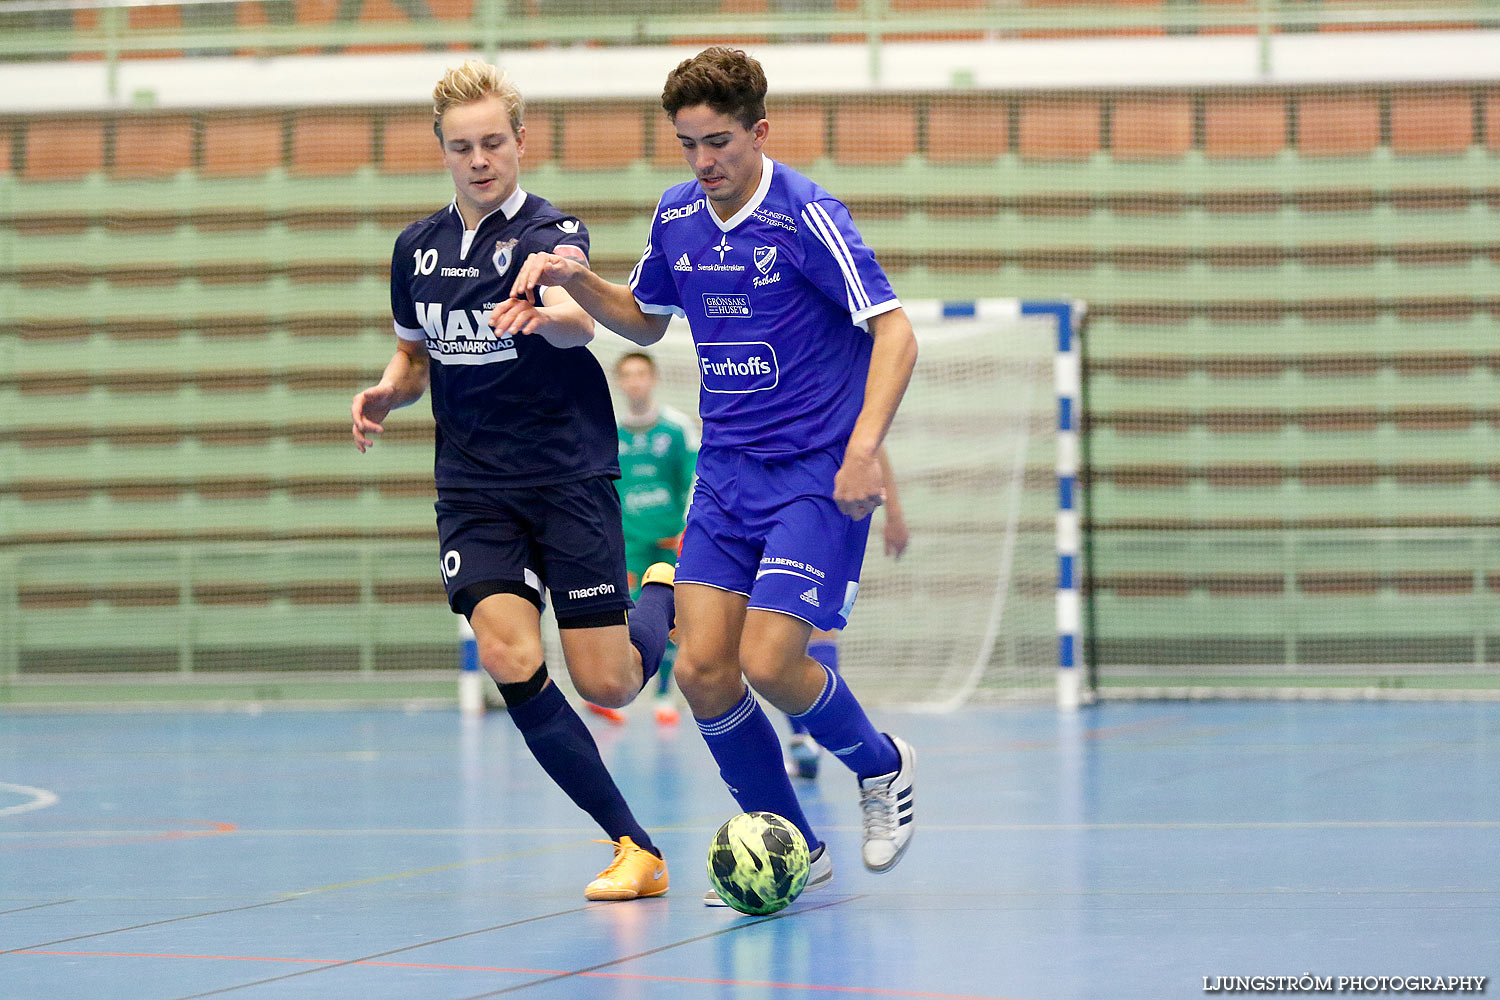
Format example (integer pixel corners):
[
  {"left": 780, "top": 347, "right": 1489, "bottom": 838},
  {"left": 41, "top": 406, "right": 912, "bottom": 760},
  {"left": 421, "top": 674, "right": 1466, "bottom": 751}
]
[{"left": 585, "top": 351, "right": 698, "bottom": 726}]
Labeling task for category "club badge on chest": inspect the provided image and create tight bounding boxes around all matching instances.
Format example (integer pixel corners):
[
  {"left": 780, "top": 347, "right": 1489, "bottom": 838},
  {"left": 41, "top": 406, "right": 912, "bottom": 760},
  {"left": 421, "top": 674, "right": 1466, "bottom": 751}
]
[{"left": 493, "top": 237, "right": 519, "bottom": 277}]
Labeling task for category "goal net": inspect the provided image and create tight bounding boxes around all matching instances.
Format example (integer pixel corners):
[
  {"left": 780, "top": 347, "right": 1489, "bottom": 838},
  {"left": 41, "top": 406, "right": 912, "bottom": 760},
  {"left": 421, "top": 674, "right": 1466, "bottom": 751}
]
[{"left": 550, "top": 299, "right": 1061, "bottom": 709}]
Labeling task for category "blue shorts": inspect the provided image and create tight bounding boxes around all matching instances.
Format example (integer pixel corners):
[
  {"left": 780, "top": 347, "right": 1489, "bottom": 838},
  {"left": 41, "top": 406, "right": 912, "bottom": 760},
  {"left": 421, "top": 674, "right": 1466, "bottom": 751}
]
[
  {"left": 434, "top": 479, "right": 632, "bottom": 620},
  {"left": 676, "top": 447, "right": 871, "bottom": 632}
]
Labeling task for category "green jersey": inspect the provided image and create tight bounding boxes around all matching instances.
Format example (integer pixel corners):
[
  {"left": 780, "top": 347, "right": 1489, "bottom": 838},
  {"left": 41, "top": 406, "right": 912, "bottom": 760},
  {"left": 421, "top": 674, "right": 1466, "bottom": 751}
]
[{"left": 615, "top": 404, "right": 698, "bottom": 558}]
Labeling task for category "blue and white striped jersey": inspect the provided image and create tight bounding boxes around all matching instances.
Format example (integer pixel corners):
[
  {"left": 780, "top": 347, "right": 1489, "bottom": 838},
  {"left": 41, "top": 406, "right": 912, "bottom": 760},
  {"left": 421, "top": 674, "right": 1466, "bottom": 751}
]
[
  {"left": 390, "top": 188, "right": 618, "bottom": 489},
  {"left": 629, "top": 156, "right": 900, "bottom": 458}
]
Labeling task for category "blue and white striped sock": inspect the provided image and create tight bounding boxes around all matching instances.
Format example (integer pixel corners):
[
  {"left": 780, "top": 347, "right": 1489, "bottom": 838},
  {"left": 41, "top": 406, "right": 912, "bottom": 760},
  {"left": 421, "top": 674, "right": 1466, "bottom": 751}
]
[{"left": 697, "top": 687, "right": 821, "bottom": 852}]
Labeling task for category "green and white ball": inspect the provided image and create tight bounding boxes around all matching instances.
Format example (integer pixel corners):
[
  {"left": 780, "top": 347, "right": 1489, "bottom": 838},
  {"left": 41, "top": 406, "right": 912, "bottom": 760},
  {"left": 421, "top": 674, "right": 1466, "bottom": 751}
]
[{"left": 706, "top": 811, "right": 810, "bottom": 915}]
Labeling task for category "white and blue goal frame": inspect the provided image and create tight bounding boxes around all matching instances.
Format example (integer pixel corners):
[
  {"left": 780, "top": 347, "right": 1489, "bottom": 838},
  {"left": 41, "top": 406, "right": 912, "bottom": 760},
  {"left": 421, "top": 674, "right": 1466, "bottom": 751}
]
[{"left": 934, "top": 299, "right": 1089, "bottom": 710}]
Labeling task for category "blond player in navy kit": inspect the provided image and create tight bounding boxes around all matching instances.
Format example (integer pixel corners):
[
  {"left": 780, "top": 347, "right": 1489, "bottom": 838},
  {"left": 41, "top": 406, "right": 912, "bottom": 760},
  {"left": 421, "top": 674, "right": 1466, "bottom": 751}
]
[{"left": 351, "top": 62, "right": 675, "bottom": 901}]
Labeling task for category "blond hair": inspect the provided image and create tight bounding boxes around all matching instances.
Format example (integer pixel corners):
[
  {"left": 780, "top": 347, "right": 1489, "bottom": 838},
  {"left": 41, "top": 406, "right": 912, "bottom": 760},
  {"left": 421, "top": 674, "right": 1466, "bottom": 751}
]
[{"left": 432, "top": 61, "right": 524, "bottom": 140}]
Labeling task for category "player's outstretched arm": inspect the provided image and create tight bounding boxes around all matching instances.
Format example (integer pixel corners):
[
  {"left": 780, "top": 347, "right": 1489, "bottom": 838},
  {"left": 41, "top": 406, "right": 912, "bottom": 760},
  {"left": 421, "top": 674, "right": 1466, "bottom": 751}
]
[
  {"left": 833, "top": 308, "right": 918, "bottom": 520},
  {"left": 351, "top": 338, "right": 429, "bottom": 453},
  {"left": 488, "top": 284, "right": 596, "bottom": 349},
  {"left": 508, "top": 251, "right": 670, "bottom": 346}
]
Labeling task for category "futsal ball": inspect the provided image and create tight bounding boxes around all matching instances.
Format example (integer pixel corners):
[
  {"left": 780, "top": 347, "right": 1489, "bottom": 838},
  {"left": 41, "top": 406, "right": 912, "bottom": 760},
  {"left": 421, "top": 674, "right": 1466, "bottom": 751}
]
[{"left": 706, "top": 811, "right": 810, "bottom": 915}]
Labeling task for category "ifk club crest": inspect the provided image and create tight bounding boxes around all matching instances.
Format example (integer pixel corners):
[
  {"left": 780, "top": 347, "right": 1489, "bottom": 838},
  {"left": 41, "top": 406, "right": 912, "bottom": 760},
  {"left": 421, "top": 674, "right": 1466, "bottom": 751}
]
[{"left": 754, "top": 245, "right": 777, "bottom": 275}]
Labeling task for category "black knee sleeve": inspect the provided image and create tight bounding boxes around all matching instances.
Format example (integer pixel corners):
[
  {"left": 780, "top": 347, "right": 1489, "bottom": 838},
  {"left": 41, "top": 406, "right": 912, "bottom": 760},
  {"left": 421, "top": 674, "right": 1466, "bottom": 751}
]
[{"left": 496, "top": 662, "right": 549, "bottom": 709}]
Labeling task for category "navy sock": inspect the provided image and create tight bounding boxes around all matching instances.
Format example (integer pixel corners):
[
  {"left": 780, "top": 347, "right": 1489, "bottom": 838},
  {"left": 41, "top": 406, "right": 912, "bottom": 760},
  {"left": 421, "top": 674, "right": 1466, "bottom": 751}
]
[
  {"left": 696, "top": 688, "right": 821, "bottom": 852},
  {"left": 628, "top": 582, "right": 674, "bottom": 693},
  {"left": 504, "top": 677, "right": 656, "bottom": 855},
  {"left": 789, "top": 662, "right": 899, "bottom": 780},
  {"left": 790, "top": 640, "right": 840, "bottom": 736}
]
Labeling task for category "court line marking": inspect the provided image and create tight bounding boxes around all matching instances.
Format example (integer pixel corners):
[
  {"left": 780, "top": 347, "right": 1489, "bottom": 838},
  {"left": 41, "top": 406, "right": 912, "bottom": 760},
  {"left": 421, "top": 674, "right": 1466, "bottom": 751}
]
[
  {"left": 453, "top": 898, "right": 868, "bottom": 998},
  {"left": 0, "top": 898, "right": 296, "bottom": 956},
  {"left": 0, "top": 818, "right": 237, "bottom": 853},
  {"left": 165, "top": 905, "right": 599, "bottom": 1000},
  {"left": 455, "top": 894, "right": 1026, "bottom": 1000},
  {"left": 279, "top": 837, "right": 596, "bottom": 897},
  {"left": 0, "top": 782, "right": 59, "bottom": 818},
  {"left": 7, "top": 818, "right": 1498, "bottom": 842},
  {"left": 15, "top": 946, "right": 1026, "bottom": 1000},
  {"left": 0, "top": 900, "right": 77, "bottom": 916}
]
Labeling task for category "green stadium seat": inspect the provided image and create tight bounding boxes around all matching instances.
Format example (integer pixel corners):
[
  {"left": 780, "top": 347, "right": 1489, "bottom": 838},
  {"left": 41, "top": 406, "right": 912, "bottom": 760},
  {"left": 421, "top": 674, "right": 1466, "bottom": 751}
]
[
  {"left": 560, "top": 105, "right": 645, "bottom": 170},
  {"left": 520, "top": 106, "right": 555, "bottom": 165},
  {"left": 1202, "top": 94, "right": 1285, "bottom": 158},
  {"left": 125, "top": 3, "right": 185, "bottom": 59},
  {"left": 1389, "top": 90, "right": 1473, "bottom": 156},
  {"left": 833, "top": 100, "right": 917, "bottom": 166},
  {"left": 1017, "top": 97, "right": 1100, "bottom": 161},
  {"left": 373, "top": 111, "right": 438, "bottom": 172},
  {"left": 650, "top": 113, "right": 684, "bottom": 171},
  {"left": 763, "top": 101, "right": 827, "bottom": 167},
  {"left": 21, "top": 117, "right": 106, "bottom": 180},
  {"left": 343, "top": 0, "right": 430, "bottom": 54},
  {"left": 1296, "top": 92, "right": 1380, "bottom": 156},
  {"left": 202, "top": 112, "right": 285, "bottom": 176},
  {"left": 113, "top": 114, "right": 196, "bottom": 180},
  {"left": 926, "top": 96, "right": 1007, "bottom": 164},
  {"left": 1111, "top": 95, "right": 1193, "bottom": 160},
  {"left": 292, "top": 111, "right": 375, "bottom": 175},
  {"left": 1489, "top": 90, "right": 1500, "bottom": 153}
]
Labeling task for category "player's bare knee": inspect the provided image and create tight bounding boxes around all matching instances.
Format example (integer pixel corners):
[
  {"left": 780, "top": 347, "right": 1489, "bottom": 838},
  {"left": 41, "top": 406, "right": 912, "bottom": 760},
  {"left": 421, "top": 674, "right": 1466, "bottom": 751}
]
[
  {"left": 740, "top": 649, "right": 795, "bottom": 701},
  {"left": 571, "top": 667, "right": 637, "bottom": 709},
  {"left": 672, "top": 647, "right": 738, "bottom": 702},
  {"left": 477, "top": 634, "right": 544, "bottom": 685}
]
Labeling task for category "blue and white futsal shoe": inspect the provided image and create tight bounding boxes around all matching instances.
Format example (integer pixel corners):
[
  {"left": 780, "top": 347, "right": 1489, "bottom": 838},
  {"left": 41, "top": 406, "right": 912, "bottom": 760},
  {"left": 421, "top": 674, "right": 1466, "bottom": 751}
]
[
  {"left": 785, "top": 733, "right": 820, "bottom": 780},
  {"left": 858, "top": 734, "right": 915, "bottom": 873}
]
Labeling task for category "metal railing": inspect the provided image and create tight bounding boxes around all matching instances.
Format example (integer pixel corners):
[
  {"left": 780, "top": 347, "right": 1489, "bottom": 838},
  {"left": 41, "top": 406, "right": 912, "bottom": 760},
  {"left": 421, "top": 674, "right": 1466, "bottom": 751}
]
[{"left": 2, "top": 0, "right": 1497, "bottom": 66}]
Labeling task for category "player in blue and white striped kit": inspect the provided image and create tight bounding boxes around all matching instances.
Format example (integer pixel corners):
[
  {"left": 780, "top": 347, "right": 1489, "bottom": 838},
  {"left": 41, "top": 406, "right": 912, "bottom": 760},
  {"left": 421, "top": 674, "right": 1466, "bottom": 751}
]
[{"left": 499, "top": 47, "right": 919, "bottom": 903}]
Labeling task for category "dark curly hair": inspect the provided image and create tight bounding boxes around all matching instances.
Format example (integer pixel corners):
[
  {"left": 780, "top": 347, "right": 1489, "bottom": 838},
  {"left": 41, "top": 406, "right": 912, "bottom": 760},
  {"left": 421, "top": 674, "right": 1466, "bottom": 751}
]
[{"left": 661, "top": 47, "right": 767, "bottom": 129}]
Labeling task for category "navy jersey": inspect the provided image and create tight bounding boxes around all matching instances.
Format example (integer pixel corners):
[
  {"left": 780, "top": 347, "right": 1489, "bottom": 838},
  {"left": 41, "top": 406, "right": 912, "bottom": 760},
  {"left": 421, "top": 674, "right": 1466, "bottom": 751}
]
[
  {"left": 391, "top": 187, "right": 618, "bottom": 488},
  {"left": 628, "top": 156, "right": 899, "bottom": 458}
]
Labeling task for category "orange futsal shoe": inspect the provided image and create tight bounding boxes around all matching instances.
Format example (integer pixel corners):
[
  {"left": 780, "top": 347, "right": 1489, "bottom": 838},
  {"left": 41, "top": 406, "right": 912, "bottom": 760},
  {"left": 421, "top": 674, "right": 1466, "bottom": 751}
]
[
  {"left": 640, "top": 562, "right": 675, "bottom": 588},
  {"left": 585, "top": 837, "right": 669, "bottom": 901}
]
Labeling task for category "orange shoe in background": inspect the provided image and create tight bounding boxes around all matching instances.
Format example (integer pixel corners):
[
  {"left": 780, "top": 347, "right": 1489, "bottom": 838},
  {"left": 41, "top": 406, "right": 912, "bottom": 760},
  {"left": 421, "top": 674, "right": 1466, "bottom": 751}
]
[{"left": 585, "top": 702, "right": 627, "bottom": 725}]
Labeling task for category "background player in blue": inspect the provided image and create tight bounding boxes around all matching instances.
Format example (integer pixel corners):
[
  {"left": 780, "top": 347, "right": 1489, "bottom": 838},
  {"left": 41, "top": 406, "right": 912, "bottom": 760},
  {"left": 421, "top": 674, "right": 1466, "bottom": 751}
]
[
  {"left": 505, "top": 47, "right": 919, "bottom": 903},
  {"left": 349, "top": 61, "right": 676, "bottom": 902}
]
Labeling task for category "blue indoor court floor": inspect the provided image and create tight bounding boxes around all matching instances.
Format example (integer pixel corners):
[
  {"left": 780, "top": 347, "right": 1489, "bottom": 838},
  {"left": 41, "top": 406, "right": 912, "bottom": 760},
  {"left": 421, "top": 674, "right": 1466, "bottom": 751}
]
[{"left": 2, "top": 700, "right": 1496, "bottom": 1000}]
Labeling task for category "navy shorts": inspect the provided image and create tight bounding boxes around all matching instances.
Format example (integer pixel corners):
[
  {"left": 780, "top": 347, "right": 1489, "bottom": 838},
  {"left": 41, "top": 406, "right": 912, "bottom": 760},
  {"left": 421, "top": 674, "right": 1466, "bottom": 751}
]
[
  {"left": 675, "top": 447, "right": 871, "bottom": 631},
  {"left": 434, "top": 478, "right": 632, "bottom": 620}
]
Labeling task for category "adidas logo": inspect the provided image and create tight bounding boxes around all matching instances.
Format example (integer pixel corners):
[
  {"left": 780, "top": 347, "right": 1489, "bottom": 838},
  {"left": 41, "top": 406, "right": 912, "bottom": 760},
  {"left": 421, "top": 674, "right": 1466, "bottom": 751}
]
[
  {"left": 672, "top": 253, "right": 693, "bottom": 272},
  {"left": 799, "top": 587, "right": 820, "bottom": 607}
]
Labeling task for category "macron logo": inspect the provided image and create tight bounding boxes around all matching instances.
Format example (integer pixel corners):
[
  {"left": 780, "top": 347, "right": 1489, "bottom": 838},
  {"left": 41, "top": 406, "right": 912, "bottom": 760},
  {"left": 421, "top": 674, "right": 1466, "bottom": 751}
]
[
  {"left": 673, "top": 253, "right": 692, "bottom": 272},
  {"left": 567, "top": 582, "right": 616, "bottom": 600},
  {"left": 800, "top": 587, "right": 820, "bottom": 608}
]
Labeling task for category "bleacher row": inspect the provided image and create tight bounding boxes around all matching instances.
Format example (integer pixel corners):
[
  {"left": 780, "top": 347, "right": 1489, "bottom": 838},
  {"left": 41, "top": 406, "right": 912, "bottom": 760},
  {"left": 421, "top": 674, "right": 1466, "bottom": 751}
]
[
  {"left": 5, "top": 87, "right": 1498, "bottom": 182},
  {"left": 3, "top": 83, "right": 1498, "bottom": 685}
]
